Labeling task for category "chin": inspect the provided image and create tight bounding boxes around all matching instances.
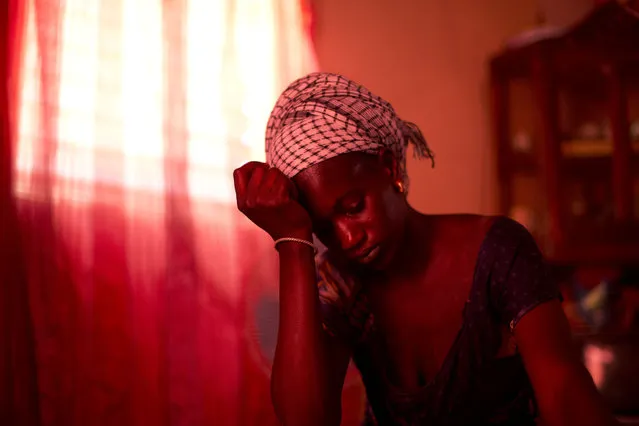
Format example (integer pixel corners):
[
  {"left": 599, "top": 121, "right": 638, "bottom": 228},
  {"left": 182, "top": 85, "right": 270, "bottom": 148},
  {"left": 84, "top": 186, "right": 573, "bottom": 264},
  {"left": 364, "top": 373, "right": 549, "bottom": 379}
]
[{"left": 358, "top": 240, "right": 395, "bottom": 271}]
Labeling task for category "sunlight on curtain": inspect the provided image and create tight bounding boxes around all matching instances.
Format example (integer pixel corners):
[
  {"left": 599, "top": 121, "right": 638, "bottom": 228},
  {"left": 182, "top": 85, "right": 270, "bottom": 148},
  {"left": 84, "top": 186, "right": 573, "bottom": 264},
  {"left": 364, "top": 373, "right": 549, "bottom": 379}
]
[
  {"left": 55, "top": 0, "right": 100, "bottom": 189},
  {"left": 121, "top": 0, "right": 164, "bottom": 191},
  {"left": 15, "top": 4, "right": 39, "bottom": 192},
  {"left": 185, "top": 0, "right": 233, "bottom": 201},
  {"left": 14, "top": 0, "right": 313, "bottom": 204},
  {"left": 8, "top": 2, "right": 325, "bottom": 424}
]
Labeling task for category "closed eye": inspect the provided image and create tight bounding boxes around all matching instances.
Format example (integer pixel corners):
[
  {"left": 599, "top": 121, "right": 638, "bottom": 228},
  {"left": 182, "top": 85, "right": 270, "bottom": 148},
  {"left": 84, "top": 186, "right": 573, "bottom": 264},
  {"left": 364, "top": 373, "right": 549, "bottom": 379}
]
[
  {"left": 337, "top": 191, "right": 365, "bottom": 216},
  {"left": 343, "top": 198, "right": 364, "bottom": 216}
]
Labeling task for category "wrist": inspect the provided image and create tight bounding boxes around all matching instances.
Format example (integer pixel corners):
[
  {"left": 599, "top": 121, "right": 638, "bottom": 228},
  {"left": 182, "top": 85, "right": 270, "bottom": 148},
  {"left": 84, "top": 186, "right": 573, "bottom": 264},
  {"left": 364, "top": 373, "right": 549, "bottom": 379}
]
[
  {"left": 276, "top": 241, "right": 316, "bottom": 257},
  {"left": 274, "top": 229, "right": 315, "bottom": 256},
  {"left": 273, "top": 228, "right": 313, "bottom": 242}
]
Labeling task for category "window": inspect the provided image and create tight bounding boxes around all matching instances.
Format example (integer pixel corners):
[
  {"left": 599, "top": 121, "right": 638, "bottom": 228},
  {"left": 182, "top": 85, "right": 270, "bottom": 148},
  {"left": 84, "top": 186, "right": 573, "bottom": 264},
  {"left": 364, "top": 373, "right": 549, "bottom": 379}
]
[{"left": 14, "top": 0, "right": 314, "bottom": 203}]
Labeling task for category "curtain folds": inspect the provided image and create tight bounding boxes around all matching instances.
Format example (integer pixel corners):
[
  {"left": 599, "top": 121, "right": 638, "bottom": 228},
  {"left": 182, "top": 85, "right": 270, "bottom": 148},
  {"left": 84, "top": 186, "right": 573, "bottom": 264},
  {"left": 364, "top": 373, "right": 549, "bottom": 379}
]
[{"left": 0, "top": 1, "right": 357, "bottom": 425}]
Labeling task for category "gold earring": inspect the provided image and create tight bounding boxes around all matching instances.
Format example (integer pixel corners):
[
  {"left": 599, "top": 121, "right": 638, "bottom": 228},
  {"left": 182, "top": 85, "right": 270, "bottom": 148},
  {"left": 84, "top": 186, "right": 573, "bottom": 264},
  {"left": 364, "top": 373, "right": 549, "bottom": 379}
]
[{"left": 394, "top": 181, "right": 405, "bottom": 193}]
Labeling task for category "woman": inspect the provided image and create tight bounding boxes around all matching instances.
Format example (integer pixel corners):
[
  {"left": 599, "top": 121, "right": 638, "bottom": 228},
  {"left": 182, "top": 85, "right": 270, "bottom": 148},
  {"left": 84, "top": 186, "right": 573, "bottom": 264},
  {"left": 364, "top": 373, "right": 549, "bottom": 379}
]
[{"left": 233, "top": 72, "right": 617, "bottom": 426}]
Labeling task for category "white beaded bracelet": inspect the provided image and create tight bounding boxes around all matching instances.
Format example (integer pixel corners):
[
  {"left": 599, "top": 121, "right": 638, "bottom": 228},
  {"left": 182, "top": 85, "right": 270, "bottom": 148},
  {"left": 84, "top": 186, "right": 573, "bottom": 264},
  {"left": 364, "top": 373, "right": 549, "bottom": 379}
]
[{"left": 274, "top": 237, "right": 317, "bottom": 254}]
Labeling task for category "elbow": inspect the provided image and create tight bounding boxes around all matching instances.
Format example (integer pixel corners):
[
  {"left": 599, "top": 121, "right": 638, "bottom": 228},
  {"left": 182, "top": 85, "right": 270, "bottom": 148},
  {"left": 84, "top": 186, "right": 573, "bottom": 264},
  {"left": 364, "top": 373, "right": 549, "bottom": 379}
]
[
  {"left": 535, "top": 364, "right": 618, "bottom": 426},
  {"left": 271, "top": 371, "right": 341, "bottom": 426}
]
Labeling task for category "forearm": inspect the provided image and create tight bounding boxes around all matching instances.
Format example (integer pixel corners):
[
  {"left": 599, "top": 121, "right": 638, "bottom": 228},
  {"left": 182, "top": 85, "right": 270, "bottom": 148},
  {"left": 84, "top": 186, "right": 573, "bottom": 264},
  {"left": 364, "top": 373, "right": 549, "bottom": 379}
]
[{"left": 271, "top": 239, "right": 338, "bottom": 426}]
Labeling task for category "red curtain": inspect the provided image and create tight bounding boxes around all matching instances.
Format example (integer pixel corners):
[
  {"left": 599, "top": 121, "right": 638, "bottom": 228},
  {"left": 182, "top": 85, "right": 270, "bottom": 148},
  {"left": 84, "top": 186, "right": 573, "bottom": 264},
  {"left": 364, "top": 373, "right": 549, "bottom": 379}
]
[
  {"left": 2, "top": 2, "right": 41, "bottom": 424},
  {"left": 1, "top": 0, "right": 366, "bottom": 425},
  {"left": 0, "top": 170, "right": 40, "bottom": 421}
]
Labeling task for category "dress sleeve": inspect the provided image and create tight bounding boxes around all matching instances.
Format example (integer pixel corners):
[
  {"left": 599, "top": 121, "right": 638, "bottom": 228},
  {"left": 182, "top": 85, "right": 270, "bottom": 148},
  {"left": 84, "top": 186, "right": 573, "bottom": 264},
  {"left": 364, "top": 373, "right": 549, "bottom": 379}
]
[
  {"left": 488, "top": 217, "right": 563, "bottom": 333},
  {"left": 316, "top": 252, "right": 371, "bottom": 342}
]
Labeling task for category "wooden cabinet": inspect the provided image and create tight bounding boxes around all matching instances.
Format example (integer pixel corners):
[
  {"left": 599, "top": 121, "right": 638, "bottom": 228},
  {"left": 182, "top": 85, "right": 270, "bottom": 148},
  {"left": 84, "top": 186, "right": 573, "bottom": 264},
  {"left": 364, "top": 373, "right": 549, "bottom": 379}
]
[{"left": 490, "top": 2, "right": 639, "bottom": 264}]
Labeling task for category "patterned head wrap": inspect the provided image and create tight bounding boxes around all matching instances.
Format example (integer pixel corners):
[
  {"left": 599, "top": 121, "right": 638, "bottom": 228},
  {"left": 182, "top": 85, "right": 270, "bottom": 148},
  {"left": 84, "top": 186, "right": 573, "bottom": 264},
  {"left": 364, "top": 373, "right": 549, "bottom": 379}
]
[{"left": 264, "top": 72, "right": 434, "bottom": 190}]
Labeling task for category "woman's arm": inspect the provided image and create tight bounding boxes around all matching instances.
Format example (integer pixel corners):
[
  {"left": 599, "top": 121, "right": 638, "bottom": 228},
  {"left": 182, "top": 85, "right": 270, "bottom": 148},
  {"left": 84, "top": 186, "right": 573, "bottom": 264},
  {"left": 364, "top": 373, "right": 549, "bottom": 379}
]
[
  {"left": 514, "top": 300, "right": 618, "bottom": 426},
  {"left": 487, "top": 217, "right": 618, "bottom": 426},
  {"left": 232, "top": 162, "right": 351, "bottom": 426},
  {"left": 271, "top": 237, "right": 352, "bottom": 426}
]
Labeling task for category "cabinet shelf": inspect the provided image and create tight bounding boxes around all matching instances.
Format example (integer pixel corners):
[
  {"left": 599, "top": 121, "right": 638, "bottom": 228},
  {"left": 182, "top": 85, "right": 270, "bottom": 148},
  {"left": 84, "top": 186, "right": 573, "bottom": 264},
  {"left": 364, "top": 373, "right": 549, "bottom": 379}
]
[{"left": 561, "top": 139, "right": 639, "bottom": 157}]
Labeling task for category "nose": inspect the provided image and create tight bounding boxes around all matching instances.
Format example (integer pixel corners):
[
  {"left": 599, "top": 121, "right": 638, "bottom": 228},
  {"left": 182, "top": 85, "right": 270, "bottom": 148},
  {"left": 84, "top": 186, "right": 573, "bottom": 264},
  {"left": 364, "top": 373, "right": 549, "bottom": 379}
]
[{"left": 333, "top": 219, "right": 364, "bottom": 253}]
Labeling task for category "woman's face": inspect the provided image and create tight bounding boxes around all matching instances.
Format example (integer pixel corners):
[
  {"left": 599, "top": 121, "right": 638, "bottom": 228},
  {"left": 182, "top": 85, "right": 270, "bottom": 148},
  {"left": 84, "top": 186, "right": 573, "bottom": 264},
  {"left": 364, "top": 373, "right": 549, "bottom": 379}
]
[{"left": 293, "top": 151, "right": 408, "bottom": 270}]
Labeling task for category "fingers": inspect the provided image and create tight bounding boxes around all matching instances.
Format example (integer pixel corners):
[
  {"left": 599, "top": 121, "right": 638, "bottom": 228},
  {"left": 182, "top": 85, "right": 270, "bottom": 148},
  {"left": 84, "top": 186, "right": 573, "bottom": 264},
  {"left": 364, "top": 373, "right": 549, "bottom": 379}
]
[
  {"left": 233, "top": 162, "right": 295, "bottom": 210},
  {"left": 233, "top": 161, "right": 264, "bottom": 199},
  {"left": 234, "top": 161, "right": 268, "bottom": 210},
  {"left": 266, "top": 172, "right": 298, "bottom": 201},
  {"left": 255, "top": 167, "right": 295, "bottom": 207},
  {"left": 245, "top": 165, "right": 267, "bottom": 205},
  {"left": 232, "top": 162, "right": 311, "bottom": 239},
  {"left": 260, "top": 166, "right": 280, "bottom": 193}
]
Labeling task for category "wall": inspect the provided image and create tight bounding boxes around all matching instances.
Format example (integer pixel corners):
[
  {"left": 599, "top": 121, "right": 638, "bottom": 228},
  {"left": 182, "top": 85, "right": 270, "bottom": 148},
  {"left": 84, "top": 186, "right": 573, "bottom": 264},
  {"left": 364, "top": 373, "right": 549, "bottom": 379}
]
[
  {"left": 538, "top": 0, "right": 596, "bottom": 26},
  {"left": 312, "top": 0, "right": 593, "bottom": 214}
]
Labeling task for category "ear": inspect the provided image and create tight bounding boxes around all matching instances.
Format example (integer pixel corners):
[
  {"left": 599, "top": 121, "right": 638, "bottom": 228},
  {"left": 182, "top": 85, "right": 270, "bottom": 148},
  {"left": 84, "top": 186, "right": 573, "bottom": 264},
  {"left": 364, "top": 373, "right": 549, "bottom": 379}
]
[{"left": 377, "top": 149, "right": 401, "bottom": 183}]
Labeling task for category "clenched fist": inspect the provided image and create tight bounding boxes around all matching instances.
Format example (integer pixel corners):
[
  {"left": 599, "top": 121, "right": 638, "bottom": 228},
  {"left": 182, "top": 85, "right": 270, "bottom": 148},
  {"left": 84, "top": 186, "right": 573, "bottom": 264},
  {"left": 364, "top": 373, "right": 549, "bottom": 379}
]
[{"left": 233, "top": 162, "right": 313, "bottom": 241}]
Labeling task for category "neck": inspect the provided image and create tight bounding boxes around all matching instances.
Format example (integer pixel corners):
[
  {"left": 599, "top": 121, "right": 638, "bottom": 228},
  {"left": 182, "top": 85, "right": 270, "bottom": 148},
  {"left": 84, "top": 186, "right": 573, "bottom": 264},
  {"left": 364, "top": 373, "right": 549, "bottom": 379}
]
[{"left": 384, "top": 207, "right": 435, "bottom": 278}]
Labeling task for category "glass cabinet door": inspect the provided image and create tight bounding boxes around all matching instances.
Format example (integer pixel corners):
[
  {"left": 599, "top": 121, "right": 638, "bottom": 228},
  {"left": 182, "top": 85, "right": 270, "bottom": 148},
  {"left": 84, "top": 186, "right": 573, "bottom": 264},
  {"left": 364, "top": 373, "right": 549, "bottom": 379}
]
[
  {"left": 556, "top": 72, "right": 616, "bottom": 247},
  {"left": 505, "top": 78, "right": 544, "bottom": 238},
  {"left": 628, "top": 79, "right": 639, "bottom": 222}
]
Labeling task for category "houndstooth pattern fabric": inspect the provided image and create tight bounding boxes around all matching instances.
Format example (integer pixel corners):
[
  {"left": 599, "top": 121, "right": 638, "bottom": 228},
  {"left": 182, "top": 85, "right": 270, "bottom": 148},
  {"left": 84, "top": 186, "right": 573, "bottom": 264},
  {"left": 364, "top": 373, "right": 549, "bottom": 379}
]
[{"left": 264, "top": 72, "right": 434, "bottom": 189}]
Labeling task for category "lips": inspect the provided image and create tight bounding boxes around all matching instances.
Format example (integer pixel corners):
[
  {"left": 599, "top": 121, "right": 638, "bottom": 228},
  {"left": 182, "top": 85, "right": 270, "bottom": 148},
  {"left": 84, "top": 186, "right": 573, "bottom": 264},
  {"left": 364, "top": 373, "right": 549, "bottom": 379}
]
[{"left": 351, "top": 244, "right": 381, "bottom": 264}]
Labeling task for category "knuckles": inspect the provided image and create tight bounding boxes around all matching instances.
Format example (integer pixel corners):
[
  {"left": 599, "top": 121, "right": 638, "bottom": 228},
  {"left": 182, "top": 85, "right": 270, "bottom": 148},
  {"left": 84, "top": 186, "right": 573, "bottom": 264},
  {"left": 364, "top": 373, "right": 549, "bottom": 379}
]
[{"left": 233, "top": 162, "right": 293, "bottom": 216}]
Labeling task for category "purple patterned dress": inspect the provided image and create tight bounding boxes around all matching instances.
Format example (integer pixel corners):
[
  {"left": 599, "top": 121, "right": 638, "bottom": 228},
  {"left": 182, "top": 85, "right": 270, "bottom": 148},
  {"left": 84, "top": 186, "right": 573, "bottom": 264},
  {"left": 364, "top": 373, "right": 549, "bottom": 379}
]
[{"left": 316, "top": 216, "right": 562, "bottom": 425}]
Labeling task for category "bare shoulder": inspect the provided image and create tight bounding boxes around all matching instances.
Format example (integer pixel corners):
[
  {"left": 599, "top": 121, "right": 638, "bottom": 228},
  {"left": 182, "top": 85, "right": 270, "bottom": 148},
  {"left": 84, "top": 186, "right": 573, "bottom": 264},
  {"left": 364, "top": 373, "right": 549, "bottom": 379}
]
[
  {"left": 431, "top": 213, "right": 499, "bottom": 243},
  {"left": 422, "top": 214, "right": 500, "bottom": 279}
]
